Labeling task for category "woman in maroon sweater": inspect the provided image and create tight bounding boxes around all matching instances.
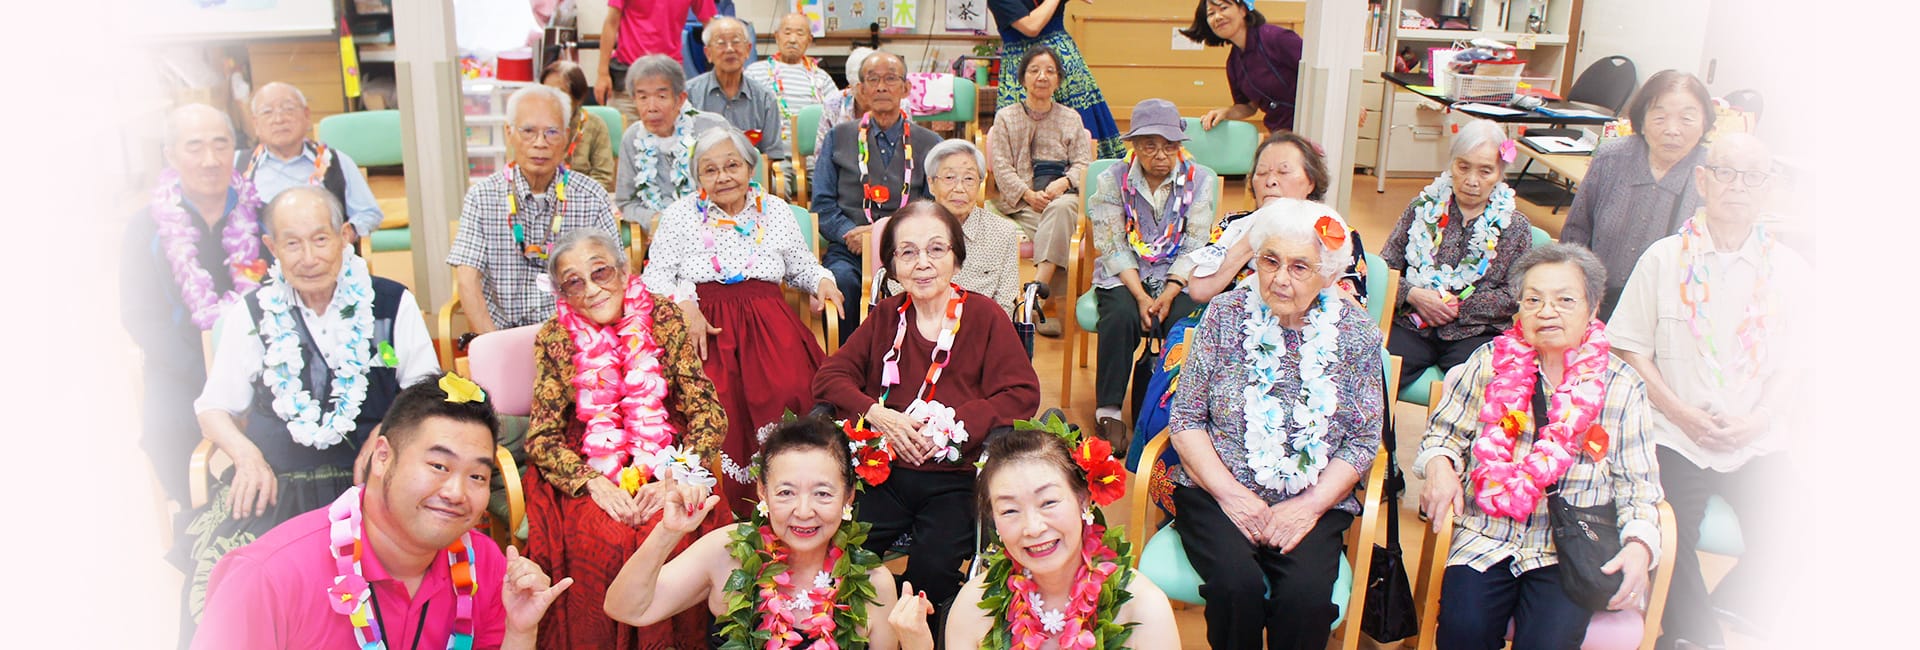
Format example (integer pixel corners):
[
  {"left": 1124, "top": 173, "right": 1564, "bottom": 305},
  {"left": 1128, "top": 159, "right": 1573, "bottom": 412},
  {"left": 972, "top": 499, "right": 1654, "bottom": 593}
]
[{"left": 812, "top": 200, "right": 1041, "bottom": 611}]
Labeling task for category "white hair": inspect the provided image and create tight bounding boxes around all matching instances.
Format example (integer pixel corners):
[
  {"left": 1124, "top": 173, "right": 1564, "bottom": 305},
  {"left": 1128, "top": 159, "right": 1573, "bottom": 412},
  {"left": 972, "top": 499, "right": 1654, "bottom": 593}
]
[
  {"left": 263, "top": 185, "right": 346, "bottom": 234},
  {"left": 545, "top": 228, "right": 625, "bottom": 282},
  {"left": 857, "top": 50, "right": 902, "bottom": 83},
  {"left": 844, "top": 47, "right": 875, "bottom": 82},
  {"left": 925, "top": 138, "right": 985, "bottom": 180},
  {"left": 506, "top": 84, "right": 571, "bottom": 130},
  {"left": 1449, "top": 118, "right": 1509, "bottom": 168},
  {"left": 688, "top": 126, "right": 761, "bottom": 191},
  {"left": 1242, "top": 198, "right": 1355, "bottom": 279},
  {"left": 702, "top": 16, "right": 748, "bottom": 45},
  {"left": 250, "top": 82, "right": 309, "bottom": 112}
]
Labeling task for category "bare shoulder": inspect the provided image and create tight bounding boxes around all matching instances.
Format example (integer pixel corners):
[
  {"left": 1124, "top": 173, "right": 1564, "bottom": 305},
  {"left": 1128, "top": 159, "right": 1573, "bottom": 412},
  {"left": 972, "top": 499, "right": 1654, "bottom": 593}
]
[
  {"left": 943, "top": 574, "right": 992, "bottom": 648},
  {"left": 1117, "top": 572, "right": 1182, "bottom": 646}
]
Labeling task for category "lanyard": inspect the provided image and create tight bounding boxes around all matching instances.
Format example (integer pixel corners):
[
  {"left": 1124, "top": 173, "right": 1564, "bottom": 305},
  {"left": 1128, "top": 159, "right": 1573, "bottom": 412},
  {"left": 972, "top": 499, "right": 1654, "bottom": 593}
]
[
  {"left": 365, "top": 585, "right": 432, "bottom": 650},
  {"left": 879, "top": 286, "right": 966, "bottom": 405},
  {"left": 507, "top": 162, "right": 570, "bottom": 262},
  {"left": 857, "top": 112, "right": 914, "bottom": 225},
  {"left": 243, "top": 141, "right": 332, "bottom": 185}
]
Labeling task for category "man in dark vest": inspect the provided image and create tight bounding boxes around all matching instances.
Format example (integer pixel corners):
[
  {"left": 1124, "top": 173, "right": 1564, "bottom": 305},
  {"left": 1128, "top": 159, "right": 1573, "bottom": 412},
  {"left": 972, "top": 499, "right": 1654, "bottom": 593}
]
[
  {"left": 238, "top": 82, "right": 386, "bottom": 242},
  {"left": 809, "top": 50, "right": 942, "bottom": 342},
  {"left": 178, "top": 185, "right": 440, "bottom": 637}
]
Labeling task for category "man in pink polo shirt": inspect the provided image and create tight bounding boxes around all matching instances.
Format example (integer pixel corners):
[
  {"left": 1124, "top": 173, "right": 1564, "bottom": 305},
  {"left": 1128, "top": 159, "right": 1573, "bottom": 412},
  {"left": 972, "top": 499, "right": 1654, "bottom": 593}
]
[
  {"left": 595, "top": 0, "right": 719, "bottom": 126},
  {"left": 193, "top": 374, "right": 572, "bottom": 650}
]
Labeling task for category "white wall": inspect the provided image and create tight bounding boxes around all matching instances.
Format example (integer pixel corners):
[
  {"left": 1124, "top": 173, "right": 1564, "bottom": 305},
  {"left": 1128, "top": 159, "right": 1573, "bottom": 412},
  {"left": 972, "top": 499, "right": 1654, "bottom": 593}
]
[{"left": 1573, "top": 0, "right": 1711, "bottom": 83}]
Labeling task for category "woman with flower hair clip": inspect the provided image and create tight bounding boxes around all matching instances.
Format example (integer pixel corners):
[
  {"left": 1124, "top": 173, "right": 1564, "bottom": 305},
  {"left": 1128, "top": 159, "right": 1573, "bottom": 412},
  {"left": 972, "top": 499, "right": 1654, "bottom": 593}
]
[
  {"left": 888, "top": 418, "right": 1181, "bottom": 650},
  {"left": 606, "top": 415, "right": 902, "bottom": 650}
]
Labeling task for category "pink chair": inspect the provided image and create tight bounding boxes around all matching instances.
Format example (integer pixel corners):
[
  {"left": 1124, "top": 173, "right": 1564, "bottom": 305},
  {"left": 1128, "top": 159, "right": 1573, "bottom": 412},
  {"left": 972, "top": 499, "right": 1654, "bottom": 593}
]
[{"left": 465, "top": 324, "right": 542, "bottom": 546}]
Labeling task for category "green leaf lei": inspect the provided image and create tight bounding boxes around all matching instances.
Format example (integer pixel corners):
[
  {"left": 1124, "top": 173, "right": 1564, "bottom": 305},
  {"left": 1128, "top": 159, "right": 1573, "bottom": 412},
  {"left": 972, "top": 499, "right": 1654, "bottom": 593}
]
[
  {"left": 717, "top": 511, "right": 886, "bottom": 650},
  {"left": 975, "top": 514, "right": 1139, "bottom": 650}
]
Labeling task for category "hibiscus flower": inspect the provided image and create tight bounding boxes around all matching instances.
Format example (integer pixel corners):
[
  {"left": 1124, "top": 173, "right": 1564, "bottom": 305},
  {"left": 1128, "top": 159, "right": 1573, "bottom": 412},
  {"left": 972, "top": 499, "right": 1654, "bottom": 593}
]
[{"left": 854, "top": 446, "right": 893, "bottom": 485}]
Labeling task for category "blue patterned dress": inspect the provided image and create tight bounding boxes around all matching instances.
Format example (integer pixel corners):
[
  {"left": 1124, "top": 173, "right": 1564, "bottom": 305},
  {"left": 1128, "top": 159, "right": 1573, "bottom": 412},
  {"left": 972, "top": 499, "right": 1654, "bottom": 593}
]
[{"left": 988, "top": 0, "right": 1125, "bottom": 158}]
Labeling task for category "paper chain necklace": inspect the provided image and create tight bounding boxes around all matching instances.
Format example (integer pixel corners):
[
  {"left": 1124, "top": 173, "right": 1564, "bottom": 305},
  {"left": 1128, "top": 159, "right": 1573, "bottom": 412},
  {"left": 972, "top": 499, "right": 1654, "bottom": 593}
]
[
  {"left": 506, "top": 162, "right": 570, "bottom": 262},
  {"left": 697, "top": 187, "right": 767, "bottom": 284},
  {"left": 326, "top": 486, "right": 476, "bottom": 650},
  {"left": 1677, "top": 214, "right": 1773, "bottom": 387},
  {"left": 1119, "top": 152, "right": 1199, "bottom": 264},
  {"left": 857, "top": 111, "right": 915, "bottom": 224}
]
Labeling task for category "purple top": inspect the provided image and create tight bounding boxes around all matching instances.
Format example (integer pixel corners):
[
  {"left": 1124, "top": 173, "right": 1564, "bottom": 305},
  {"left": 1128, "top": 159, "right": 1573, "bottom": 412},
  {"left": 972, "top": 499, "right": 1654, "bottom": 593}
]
[{"left": 1226, "top": 23, "right": 1304, "bottom": 132}]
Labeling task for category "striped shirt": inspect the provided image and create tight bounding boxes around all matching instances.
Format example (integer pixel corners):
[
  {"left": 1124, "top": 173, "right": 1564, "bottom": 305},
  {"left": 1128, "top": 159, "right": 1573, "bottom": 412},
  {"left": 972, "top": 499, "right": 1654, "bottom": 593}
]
[
  {"left": 745, "top": 58, "right": 838, "bottom": 116},
  {"left": 1413, "top": 343, "right": 1664, "bottom": 575},
  {"left": 446, "top": 168, "right": 622, "bottom": 330}
]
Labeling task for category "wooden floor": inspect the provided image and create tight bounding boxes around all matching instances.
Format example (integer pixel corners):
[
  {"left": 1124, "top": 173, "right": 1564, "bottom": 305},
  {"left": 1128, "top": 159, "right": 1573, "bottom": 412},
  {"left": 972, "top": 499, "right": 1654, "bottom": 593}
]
[{"left": 164, "top": 171, "right": 1744, "bottom": 649}]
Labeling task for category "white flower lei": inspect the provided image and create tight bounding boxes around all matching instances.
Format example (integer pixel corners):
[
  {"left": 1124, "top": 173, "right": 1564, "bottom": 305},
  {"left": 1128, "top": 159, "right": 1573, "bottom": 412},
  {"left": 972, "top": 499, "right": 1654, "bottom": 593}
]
[
  {"left": 632, "top": 105, "right": 700, "bottom": 213},
  {"left": 904, "top": 399, "right": 969, "bottom": 463},
  {"left": 1240, "top": 289, "right": 1343, "bottom": 494},
  {"left": 259, "top": 252, "right": 375, "bottom": 450},
  {"left": 1403, "top": 172, "right": 1516, "bottom": 293}
]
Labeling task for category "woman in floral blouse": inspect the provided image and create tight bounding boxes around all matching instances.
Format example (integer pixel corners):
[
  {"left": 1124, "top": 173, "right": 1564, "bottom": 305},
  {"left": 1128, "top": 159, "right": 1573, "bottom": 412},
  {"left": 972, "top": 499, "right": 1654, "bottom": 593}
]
[
  {"left": 1164, "top": 200, "right": 1383, "bottom": 650},
  {"left": 522, "top": 228, "right": 731, "bottom": 650}
]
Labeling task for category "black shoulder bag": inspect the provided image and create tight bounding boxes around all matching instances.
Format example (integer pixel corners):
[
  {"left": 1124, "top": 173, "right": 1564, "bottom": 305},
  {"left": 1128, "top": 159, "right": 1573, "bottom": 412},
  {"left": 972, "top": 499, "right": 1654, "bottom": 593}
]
[
  {"left": 1361, "top": 457, "right": 1418, "bottom": 641},
  {"left": 1537, "top": 373, "right": 1624, "bottom": 611}
]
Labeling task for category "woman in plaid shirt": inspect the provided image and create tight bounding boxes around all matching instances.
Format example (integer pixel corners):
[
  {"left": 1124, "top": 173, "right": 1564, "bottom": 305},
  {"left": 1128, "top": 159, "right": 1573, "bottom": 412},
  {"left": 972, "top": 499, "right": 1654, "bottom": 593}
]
[{"left": 1414, "top": 244, "right": 1663, "bottom": 649}]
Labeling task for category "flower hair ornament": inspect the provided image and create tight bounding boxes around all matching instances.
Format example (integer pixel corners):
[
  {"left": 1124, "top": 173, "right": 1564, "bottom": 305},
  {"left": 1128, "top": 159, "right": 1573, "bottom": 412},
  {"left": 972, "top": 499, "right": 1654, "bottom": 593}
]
[
  {"left": 1498, "top": 139, "right": 1518, "bottom": 164},
  {"left": 1011, "top": 411, "right": 1127, "bottom": 507},
  {"left": 1314, "top": 215, "right": 1348, "bottom": 253},
  {"left": 440, "top": 373, "right": 487, "bottom": 404}
]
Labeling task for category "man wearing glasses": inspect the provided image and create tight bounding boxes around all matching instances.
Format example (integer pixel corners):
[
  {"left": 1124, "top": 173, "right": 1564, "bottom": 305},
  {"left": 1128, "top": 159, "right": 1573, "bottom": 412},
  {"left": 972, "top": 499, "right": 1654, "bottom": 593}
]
[
  {"left": 811, "top": 50, "right": 943, "bottom": 342},
  {"left": 685, "top": 17, "right": 792, "bottom": 195},
  {"left": 239, "top": 82, "right": 384, "bottom": 243},
  {"left": 449, "top": 85, "right": 622, "bottom": 335},
  {"left": 1609, "top": 133, "right": 1807, "bottom": 650}
]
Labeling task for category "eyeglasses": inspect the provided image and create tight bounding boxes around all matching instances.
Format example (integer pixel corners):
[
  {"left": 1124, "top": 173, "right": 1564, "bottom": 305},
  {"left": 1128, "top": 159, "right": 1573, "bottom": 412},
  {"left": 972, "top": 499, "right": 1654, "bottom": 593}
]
[
  {"left": 253, "top": 102, "right": 304, "bottom": 118},
  {"left": 516, "top": 126, "right": 567, "bottom": 143},
  {"left": 558, "top": 264, "right": 622, "bottom": 297},
  {"left": 708, "top": 38, "right": 751, "bottom": 51},
  {"left": 933, "top": 173, "right": 980, "bottom": 187},
  {"left": 1704, "top": 165, "right": 1772, "bottom": 188},
  {"left": 862, "top": 74, "right": 906, "bottom": 86},
  {"left": 698, "top": 159, "right": 750, "bottom": 180},
  {"left": 1253, "top": 254, "right": 1319, "bottom": 281},
  {"left": 893, "top": 243, "right": 952, "bottom": 264},
  {"left": 1133, "top": 142, "right": 1182, "bottom": 158},
  {"left": 1518, "top": 295, "right": 1584, "bottom": 313}
]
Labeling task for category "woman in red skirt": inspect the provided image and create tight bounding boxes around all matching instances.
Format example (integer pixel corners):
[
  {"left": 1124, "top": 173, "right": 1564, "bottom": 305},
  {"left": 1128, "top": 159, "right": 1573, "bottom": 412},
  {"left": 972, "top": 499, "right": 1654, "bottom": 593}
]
[
  {"left": 643, "top": 126, "right": 845, "bottom": 517},
  {"left": 524, "top": 228, "right": 733, "bottom": 649}
]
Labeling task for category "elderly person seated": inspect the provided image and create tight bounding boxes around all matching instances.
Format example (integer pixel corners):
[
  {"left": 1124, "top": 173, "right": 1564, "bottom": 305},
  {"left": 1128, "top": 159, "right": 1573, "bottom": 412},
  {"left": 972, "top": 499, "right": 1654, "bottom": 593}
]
[
  {"left": 1381, "top": 118, "right": 1532, "bottom": 392},
  {"left": 1415, "top": 243, "right": 1662, "bottom": 650},
  {"left": 124, "top": 104, "right": 266, "bottom": 508},
  {"left": 745, "top": 13, "right": 840, "bottom": 144},
  {"left": 1176, "top": 131, "right": 1368, "bottom": 305},
  {"left": 686, "top": 17, "right": 790, "bottom": 189},
  {"left": 192, "top": 375, "right": 569, "bottom": 650},
  {"left": 450, "top": 85, "right": 622, "bottom": 334},
  {"left": 542, "top": 60, "right": 618, "bottom": 192},
  {"left": 813, "top": 46, "right": 874, "bottom": 154},
  {"left": 812, "top": 50, "right": 942, "bottom": 340},
  {"left": 242, "top": 82, "right": 383, "bottom": 241},
  {"left": 642, "top": 126, "right": 844, "bottom": 516},
  {"left": 986, "top": 44, "right": 1092, "bottom": 335},
  {"left": 614, "top": 54, "right": 731, "bottom": 230},
  {"left": 1610, "top": 133, "right": 1804, "bottom": 649},
  {"left": 887, "top": 138, "right": 1021, "bottom": 313},
  {"left": 522, "top": 228, "right": 733, "bottom": 648},
  {"left": 812, "top": 200, "right": 1042, "bottom": 610},
  {"left": 1086, "top": 98, "right": 1216, "bottom": 445},
  {"left": 184, "top": 186, "right": 440, "bottom": 634},
  {"left": 1561, "top": 70, "right": 1715, "bottom": 320},
  {"left": 1164, "top": 201, "right": 1382, "bottom": 650}
]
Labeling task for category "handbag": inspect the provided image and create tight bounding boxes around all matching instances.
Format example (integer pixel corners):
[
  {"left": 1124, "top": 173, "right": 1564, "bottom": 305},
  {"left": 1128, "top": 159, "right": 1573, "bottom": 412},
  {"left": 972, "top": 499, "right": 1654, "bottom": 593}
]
[
  {"left": 1530, "top": 374, "right": 1624, "bottom": 611},
  {"left": 1031, "top": 159, "right": 1069, "bottom": 191},
  {"left": 1361, "top": 458, "right": 1418, "bottom": 642}
]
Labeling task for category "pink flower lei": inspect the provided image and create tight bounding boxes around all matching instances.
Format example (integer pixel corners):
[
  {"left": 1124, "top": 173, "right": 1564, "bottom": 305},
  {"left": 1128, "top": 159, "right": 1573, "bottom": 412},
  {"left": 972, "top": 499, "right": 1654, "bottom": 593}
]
[
  {"left": 554, "top": 273, "right": 677, "bottom": 477},
  {"left": 150, "top": 168, "right": 264, "bottom": 330},
  {"left": 755, "top": 525, "right": 848, "bottom": 648},
  {"left": 1004, "top": 524, "right": 1123, "bottom": 650},
  {"left": 1468, "top": 321, "right": 1612, "bottom": 520}
]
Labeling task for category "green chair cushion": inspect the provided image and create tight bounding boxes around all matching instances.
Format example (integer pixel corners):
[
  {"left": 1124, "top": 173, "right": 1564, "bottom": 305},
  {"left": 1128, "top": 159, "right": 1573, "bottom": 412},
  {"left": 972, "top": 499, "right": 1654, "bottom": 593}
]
[
  {"left": 790, "top": 204, "right": 819, "bottom": 253},
  {"left": 584, "top": 105, "right": 624, "bottom": 139},
  {"left": 370, "top": 226, "right": 412, "bottom": 253},
  {"left": 1363, "top": 251, "right": 1390, "bottom": 326},
  {"left": 1531, "top": 225, "right": 1552, "bottom": 248},
  {"left": 1179, "top": 117, "right": 1258, "bottom": 176},
  {"left": 913, "top": 77, "right": 978, "bottom": 125},
  {"left": 1399, "top": 365, "right": 1443, "bottom": 406},
  {"left": 316, "top": 110, "right": 404, "bottom": 168},
  {"left": 796, "top": 104, "right": 824, "bottom": 157},
  {"left": 1697, "top": 494, "right": 1745, "bottom": 557},
  {"left": 1139, "top": 525, "right": 1352, "bottom": 629},
  {"left": 1076, "top": 290, "right": 1098, "bottom": 333}
]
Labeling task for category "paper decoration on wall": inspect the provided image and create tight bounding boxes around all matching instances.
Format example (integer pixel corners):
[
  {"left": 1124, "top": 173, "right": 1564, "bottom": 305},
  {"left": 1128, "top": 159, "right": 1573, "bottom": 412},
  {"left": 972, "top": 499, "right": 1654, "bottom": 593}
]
[
  {"left": 822, "top": 0, "right": 917, "bottom": 33},
  {"left": 946, "top": 0, "right": 988, "bottom": 32},
  {"left": 800, "top": 0, "right": 826, "bottom": 37}
]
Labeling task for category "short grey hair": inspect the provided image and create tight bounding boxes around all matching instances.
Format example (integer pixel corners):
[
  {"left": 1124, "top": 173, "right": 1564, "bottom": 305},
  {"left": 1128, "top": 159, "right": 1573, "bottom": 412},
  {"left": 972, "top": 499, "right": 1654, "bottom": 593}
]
[
  {"left": 1242, "top": 198, "right": 1354, "bottom": 279},
  {"left": 925, "top": 138, "right": 985, "bottom": 180},
  {"left": 506, "top": 85, "right": 572, "bottom": 129},
  {"left": 545, "top": 228, "right": 625, "bottom": 283},
  {"left": 688, "top": 126, "right": 761, "bottom": 190},
  {"left": 1507, "top": 243, "right": 1607, "bottom": 305},
  {"left": 857, "top": 50, "right": 903, "bottom": 82},
  {"left": 626, "top": 54, "right": 687, "bottom": 96},
  {"left": 162, "top": 103, "right": 236, "bottom": 150},
  {"left": 263, "top": 185, "right": 346, "bottom": 235},
  {"left": 1449, "top": 118, "right": 1509, "bottom": 169},
  {"left": 250, "top": 81, "right": 309, "bottom": 112},
  {"left": 702, "top": 16, "right": 748, "bottom": 45}
]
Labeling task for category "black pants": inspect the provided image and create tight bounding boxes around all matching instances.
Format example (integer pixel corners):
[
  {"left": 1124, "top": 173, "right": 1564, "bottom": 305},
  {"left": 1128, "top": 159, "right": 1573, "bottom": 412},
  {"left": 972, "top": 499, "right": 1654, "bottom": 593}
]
[
  {"left": 1655, "top": 446, "right": 1789, "bottom": 648},
  {"left": 1386, "top": 323, "right": 1494, "bottom": 391},
  {"left": 855, "top": 467, "right": 976, "bottom": 608},
  {"left": 1171, "top": 486, "right": 1352, "bottom": 650},
  {"left": 1437, "top": 559, "right": 1591, "bottom": 649},
  {"left": 1094, "top": 286, "right": 1197, "bottom": 408}
]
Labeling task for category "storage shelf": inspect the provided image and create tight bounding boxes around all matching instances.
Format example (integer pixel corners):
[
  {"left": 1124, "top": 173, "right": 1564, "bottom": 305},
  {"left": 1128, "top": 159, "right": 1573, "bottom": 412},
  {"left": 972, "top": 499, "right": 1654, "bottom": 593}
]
[{"left": 1395, "top": 28, "right": 1569, "bottom": 45}]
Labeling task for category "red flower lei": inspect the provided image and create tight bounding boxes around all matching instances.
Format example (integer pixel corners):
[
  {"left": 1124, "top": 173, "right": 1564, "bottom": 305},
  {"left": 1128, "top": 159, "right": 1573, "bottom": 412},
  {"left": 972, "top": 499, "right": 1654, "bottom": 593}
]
[{"left": 1004, "top": 524, "right": 1124, "bottom": 650}]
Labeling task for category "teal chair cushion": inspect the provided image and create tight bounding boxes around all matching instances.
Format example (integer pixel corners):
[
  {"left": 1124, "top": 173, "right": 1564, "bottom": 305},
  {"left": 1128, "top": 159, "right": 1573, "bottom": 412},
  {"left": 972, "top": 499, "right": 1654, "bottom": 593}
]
[
  {"left": 317, "top": 110, "right": 404, "bottom": 168},
  {"left": 913, "top": 77, "right": 978, "bottom": 125},
  {"left": 1399, "top": 365, "right": 1442, "bottom": 406},
  {"left": 1531, "top": 225, "right": 1552, "bottom": 248},
  {"left": 796, "top": 104, "right": 824, "bottom": 157},
  {"left": 1139, "top": 526, "right": 1353, "bottom": 629},
  {"left": 1696, "top": 494, "right": 1745, "bottom": 557},
  {"left": 1363, "top": 251, "right": 1390, "bottom": 326},
  {"left": 1179, "top": 117, "right": 1258, "bottom": 176},
  {"left": 790, "top": 204, "right": 819, "bottom": 254},
  {"left": 584, "top": 105, "right": 624, "bottom": 139},
  {"left": 1076, "top": 290, "right": 1098, "bottom": 332},
  {"left": 370, "top": 226, "right": 412, "bottom": 253}
]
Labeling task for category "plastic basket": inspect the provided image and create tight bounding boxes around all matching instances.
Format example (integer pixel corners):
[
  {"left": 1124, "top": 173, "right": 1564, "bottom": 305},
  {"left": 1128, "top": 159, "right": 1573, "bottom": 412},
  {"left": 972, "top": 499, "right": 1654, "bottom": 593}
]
[{"left": 1440, "top": 68, "right": 1522, "bottom": 102}]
